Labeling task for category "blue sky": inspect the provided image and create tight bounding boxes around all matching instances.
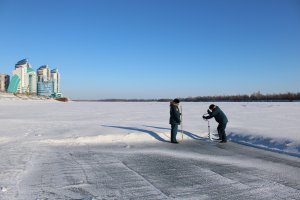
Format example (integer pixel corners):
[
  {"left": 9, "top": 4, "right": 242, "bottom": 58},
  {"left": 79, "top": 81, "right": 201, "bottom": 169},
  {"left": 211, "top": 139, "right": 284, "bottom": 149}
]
[{"left": 0, "top": 0, "right": 299, "bottom": 99}]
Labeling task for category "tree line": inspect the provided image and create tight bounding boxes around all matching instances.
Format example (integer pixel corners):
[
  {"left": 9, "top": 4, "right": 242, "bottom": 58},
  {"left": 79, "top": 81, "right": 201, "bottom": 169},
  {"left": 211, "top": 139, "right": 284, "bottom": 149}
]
[
  {"left": 74, "top": 92, "right": 300, "bottom": 102},
  {"left": 178, "top": 92, "right": 300, "bottom": 102}
]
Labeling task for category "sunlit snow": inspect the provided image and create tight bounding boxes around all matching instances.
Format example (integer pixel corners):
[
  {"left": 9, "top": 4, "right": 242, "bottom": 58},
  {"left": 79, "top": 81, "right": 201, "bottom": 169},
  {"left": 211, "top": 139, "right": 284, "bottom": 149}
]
[{"left": 0, "top": 99, "right": 299, "bottom": 199}]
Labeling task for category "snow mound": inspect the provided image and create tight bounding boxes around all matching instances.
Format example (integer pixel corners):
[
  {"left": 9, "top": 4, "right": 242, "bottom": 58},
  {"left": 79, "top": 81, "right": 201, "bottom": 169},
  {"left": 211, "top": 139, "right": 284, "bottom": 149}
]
[
  {"left": 39, "top": 132, "right": 168, "bottom": 145},
  {"left": 228, "top": 132, "right": 300, "bottom": 157},
  {"left": 0, "top": 137, "right": 11, "bottom": 143}
]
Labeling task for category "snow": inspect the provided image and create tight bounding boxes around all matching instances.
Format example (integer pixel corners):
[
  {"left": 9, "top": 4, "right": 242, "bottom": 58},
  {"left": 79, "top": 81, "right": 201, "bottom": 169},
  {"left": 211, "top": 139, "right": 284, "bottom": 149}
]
[
  {"left": 224, "top": 102, "right": 300, "bottom": 156},
  {"left": 0, "top": 100, "right": 300, "bottom": 199}
]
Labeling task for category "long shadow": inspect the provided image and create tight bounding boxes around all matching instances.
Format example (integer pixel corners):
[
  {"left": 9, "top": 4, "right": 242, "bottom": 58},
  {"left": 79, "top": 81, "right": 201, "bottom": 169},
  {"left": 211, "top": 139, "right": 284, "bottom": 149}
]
[
  {"left": 102, "top": 125, "right": 170, "bottom": 143},
  {"left": 228, "top": 133, "right": 300, "bottom": 158},
  {"left": 144, "top": 125, "right": 207, "bottom": 141}
]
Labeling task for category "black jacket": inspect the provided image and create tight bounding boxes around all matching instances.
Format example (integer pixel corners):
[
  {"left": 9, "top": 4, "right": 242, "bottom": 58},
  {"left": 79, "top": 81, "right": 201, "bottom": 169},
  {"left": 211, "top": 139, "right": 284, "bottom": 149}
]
[
  {"left": 169, "top": 102, "right": 181, "bottom": 125},
  {"left": 206, "top": 106, "right": 228, "bottom": 124}
]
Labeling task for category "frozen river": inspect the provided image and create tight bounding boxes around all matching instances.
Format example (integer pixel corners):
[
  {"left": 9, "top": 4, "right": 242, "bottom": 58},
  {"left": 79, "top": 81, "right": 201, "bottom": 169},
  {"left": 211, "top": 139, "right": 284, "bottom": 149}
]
[{"left": 0, "top": 101, "right": 299, "bottom": 199}]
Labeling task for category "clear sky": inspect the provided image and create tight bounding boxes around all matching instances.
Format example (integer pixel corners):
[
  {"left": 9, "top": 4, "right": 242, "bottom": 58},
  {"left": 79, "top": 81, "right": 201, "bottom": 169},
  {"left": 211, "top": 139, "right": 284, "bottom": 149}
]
[{"left": 0, "top": 0, "right": 299, "bottom": 99}]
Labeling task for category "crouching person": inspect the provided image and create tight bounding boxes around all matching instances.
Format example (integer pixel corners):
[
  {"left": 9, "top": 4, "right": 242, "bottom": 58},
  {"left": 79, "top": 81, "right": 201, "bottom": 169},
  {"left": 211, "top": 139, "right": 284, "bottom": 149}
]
[
  {"left": 169, "top": 99, "right": 181, "bottom": 143},
  {"left": 203, "top": 104, "right": 228, "bottom": 143}
]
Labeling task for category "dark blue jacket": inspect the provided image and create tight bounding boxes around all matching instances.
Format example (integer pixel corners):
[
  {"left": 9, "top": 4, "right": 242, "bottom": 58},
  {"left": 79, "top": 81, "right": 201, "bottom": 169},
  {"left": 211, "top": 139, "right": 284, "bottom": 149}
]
[
  {"left": 169, "top": 102, "right": 181, "bottom": 125},
  {"left": 206, "top": 106, "right": 228, "bottom": 124}
]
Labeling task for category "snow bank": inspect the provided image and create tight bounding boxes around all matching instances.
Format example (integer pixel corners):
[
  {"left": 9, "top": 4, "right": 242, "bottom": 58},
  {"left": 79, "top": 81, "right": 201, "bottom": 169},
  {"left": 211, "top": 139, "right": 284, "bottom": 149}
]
[
  {"left": 227, "top": 132, "right": 300, "bottom": 157},
  {"left": 0, "top": 137, "right": 11, "bottom": 144},
  {"left": 39, "top": 132, "right": 168, "bottom": 145},
  {"left": 217, "top": 102, "right": 300, "bottom": 157}
]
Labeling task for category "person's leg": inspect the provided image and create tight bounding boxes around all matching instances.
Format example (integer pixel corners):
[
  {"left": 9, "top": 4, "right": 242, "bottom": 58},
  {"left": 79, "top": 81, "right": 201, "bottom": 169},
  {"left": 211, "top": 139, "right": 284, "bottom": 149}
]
[
  {"left": 219, "top": 123, "right": 227, "bottom": 142},
  {"left": 217, "top": 125, "right": 221, "bottom": 139},
  {"left": 171, "top": 124, "right": 178, "bottom": 143}
]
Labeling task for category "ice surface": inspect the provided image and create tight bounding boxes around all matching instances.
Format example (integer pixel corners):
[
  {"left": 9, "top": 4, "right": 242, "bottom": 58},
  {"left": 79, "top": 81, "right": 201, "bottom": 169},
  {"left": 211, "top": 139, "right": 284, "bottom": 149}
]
[{"left": 0, "top": 101, "right": 299, "bottom": 199}]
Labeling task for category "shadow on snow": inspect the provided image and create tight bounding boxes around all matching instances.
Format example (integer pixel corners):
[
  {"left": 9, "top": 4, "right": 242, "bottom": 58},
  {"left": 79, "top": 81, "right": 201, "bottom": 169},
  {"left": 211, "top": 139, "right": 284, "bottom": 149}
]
[
  {"left": 103, "top": 126, "right": 300, "bottom": 157},
  {"left": 228, "top": 132, "right": 300, "bottom": 158},
  {"left": 102, "top": 125, "right": 170, "bottom": 143},
  {"left": 144, "top": 125, "right": 207, "bottom": 141}
]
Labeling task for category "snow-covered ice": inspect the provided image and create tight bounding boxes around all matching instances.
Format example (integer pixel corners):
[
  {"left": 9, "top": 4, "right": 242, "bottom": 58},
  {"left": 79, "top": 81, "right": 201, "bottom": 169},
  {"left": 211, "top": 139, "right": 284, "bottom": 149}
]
[{"left": 0, "top": 100, "right": 299, "bottom": 199}]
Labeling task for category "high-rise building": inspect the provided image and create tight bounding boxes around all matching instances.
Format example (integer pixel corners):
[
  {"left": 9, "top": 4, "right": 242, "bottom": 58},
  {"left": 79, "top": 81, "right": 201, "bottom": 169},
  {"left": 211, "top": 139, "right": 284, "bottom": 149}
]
[
  {"left": 51, "top": 68, "right": 61, "bottom": 94},
  {"left": 0, "top": 74, "right": 10, "bottom": 92},
  {"left": 37, "top": 66, "right": 62, "bottom": 97},
  {"left": 37, "top": 65, "right": 51, "bottom": 82},
  {"left": 8, "top": 59, "right": 37, "bottom": 94},
  {"left": 37, "top": 81, "right": 54, "bottom": 97}
]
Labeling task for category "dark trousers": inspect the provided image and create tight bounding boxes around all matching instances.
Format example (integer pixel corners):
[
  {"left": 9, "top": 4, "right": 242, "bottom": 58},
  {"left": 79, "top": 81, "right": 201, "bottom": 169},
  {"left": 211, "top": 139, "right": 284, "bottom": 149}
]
[
  {"left": 217, "top": 123, "right": 227, "bottom": 142},
  {"left": 170, "top": 124, "right": 178, "bottom": 142}
]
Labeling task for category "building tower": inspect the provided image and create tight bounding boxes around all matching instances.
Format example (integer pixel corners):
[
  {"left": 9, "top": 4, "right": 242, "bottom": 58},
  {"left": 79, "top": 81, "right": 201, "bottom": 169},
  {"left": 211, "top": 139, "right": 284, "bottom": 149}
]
[
  {"left": 37, "top": 65, "right": 62, "bottom": 97},
  {"left": 37, "top": 65, "right": 51, "bottom": 82},
  {"left": 37, "top": 65, "right": 53, "bottom": 97},
  {"left": 8, "top": 59, "right": 37, "bottom": 94},
  {"left": 51, "top": 68, "right": 61, "bottom": 96}
]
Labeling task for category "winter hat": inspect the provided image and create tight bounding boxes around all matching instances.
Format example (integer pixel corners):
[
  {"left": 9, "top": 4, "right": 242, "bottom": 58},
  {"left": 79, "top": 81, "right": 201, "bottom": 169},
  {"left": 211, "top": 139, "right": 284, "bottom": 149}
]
[
  {"left": 209, "top": 104, "right": 215, "bottom": 110},
  {"left": 173, "top": 98, "right": 180, "bottom": 104}
]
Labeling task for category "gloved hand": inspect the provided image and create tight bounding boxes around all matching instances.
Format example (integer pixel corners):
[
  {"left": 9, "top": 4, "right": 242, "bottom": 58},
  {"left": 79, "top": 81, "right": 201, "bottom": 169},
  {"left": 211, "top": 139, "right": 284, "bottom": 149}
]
[
  {"left": 202, "top": 116, "right": 207, "bottom": 119},
  {"left": 207, "top": 109, "right": 210, "bottom": 113}
]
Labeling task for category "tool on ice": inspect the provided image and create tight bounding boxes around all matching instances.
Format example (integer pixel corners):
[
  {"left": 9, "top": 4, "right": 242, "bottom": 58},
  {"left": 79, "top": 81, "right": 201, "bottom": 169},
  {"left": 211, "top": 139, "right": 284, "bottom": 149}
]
[
  {"left": 180, "top": 105, "right": 184, "bottom": 141},
  {"left": 203, "top": 113, "right": 213, "bottom": 141}
]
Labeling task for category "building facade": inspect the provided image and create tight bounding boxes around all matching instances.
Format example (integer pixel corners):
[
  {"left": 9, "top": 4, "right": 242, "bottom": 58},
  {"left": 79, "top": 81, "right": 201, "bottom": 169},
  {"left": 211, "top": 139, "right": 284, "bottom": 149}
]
[
  {"left": 37, "top": 81, "right": 54, "bottom": 97},
  {"left": 0, "top": 74, "right": 10, "bottom": 92},
  {"left": 37, "top": 66, "right": 62, "bottom": 97},
  {"left": 37, "top": 65, "right": 51, "bottom": 82},
  {"left": 51, "top": 69, "right": 61, "bottom": 96},
  {"left": 8, "top": 59, "right": 37, "bottom": 94}
]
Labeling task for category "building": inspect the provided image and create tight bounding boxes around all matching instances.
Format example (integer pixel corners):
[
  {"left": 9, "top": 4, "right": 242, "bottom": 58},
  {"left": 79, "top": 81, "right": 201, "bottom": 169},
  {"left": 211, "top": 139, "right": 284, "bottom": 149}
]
[
  {"left": 37, "top": 65, "right": 62, "bottom": 97},
  {"left": 37, "top": 81, "right": 54, "bottom": 97},
  {"left": 6, "top": 59, "right": 62, "bottom": 97},
  {"left": 37, "top": 65, "right": 51, "bottom": 82},
  {"left": 51, "top": 68, "right": 61, "bottom": 97},
  {"left": 7, "top": 59, "right": 37, "bottom": 94},
  {"left": 0, "top": 74, "right": 10, "bottom": 92}
]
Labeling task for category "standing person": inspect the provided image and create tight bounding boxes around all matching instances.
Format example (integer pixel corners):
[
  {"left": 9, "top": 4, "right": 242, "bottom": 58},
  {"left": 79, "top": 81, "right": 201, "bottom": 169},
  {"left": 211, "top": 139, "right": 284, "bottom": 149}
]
[
  {"left": 169, "top": 98, "right": 181, "bottom": 143},
  {"left": 203, "top": 104, "right": 228, "bottom": 143}
]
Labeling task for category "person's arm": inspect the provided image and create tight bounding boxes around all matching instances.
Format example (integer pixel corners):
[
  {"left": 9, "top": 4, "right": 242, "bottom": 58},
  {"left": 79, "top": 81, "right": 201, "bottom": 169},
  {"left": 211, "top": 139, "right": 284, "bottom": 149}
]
[
  {"left": 203, "top": 110, "right": 213, "bottom": 119},
  {"left": 204, "top": 108, "right": 219, "bottom": 119}
]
